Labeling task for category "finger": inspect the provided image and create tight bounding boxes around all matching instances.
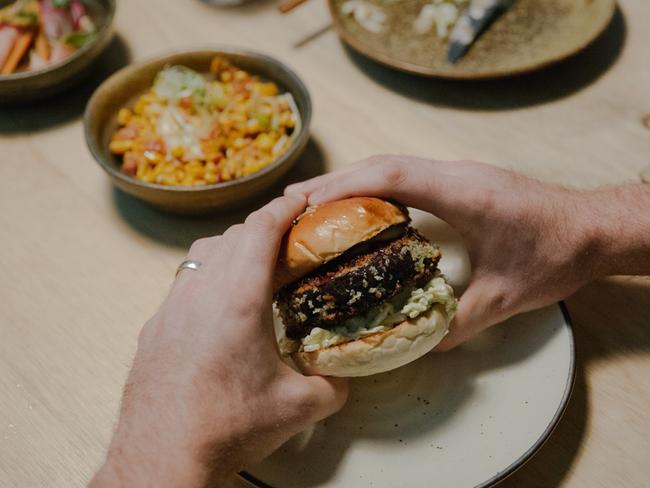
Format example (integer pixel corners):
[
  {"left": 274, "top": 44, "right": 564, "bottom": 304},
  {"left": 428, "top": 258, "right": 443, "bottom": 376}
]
[
  {"left": 283, "top": 155, "right": 410, "bottom": 197},
  {"left": 174, "top": 236, "right": 222, "bottom": 283},
  {"left": 302, "top": 376, "right": 349, "bottom": 421},
  {"left": 435, "top": 279, "right": 509, "bottom": 351},
  {"left": 306, "top": 156, "right": 430, "bottom": 204},
  {"left": 241, "top": 194, "right": 306, "bottom": 258},
  {"left": 186, "top": 236, "right": 221, "bottom": 262},
  {"left": 302, "top": 157, "right": 464, "bottom": 223},
  {"left": 281, "top": 375, "right": 349, "bottom": 427},
  {"left": 284, "top": 161, "right": 369, "bottom": 197},
  {"left": 222, "top": 195, "right": 306, "bottom": 288}
]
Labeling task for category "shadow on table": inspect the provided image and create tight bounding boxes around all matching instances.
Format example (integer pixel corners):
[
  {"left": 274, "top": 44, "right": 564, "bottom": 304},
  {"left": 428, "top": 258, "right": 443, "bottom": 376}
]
[
  {"left": 112, "top": 137, "right": 327, "bottom": 248},
  {"left": 344, "top": 7, "right": 626, "bottom": 112},
  {"left": 497, "top": 276, "right": 650, "bottom": 487},
  {"left": 0, "top": 34, "right": 131, "bottom": 133}
]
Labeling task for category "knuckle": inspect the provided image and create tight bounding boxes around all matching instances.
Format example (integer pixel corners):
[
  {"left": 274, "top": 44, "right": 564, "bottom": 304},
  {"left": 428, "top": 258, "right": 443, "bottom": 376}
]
[
  {"left": 483, "top": 283, "right": 514, "bottom": 320},
  {"left": 246, "top": 209, "right": 277, "bottom": 232},
  {"left": 223, "top": 223, "right": 244, "bottom": 240},
  {"left": 381, "top": 160, "right": 408, "bottom": 187},
  {"left": 188, "top": 237, "right": 212, "bottom": 256},
  {"left": 230, "top": 298, "right": 262, "bottom": 321},
  {"left": 476, "top": 187, "right": 499, "bottom": 213},
  {"left": 285, "top": 381, "right": 320, "bottom": 418},
  {"left": 365, "top": 155, "right": 384, "bottom": 167}
]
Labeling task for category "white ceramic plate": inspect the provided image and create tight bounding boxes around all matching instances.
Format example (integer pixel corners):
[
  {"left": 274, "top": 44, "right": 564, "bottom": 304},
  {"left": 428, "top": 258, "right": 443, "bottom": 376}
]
[{"left": 244, "top": 211, "right": 575, "bottom": 488}]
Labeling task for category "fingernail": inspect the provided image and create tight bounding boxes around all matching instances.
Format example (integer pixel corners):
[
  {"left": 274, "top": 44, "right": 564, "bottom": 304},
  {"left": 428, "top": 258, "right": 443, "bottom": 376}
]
[
  {"left": 284, "top": 183, "right": 301, "bottom": 195},
  {"left": 287, "top": 193, "right": 306, "bottom": 203}
]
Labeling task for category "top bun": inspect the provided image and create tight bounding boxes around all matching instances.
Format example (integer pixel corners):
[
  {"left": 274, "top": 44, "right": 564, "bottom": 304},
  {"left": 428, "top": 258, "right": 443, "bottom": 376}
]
[{"left": 275, "top": 197, "right": 409, "bottom": 286}]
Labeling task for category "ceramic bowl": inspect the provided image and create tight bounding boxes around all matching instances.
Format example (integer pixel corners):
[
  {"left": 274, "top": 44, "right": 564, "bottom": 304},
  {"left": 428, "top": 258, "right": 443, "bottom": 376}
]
[
  {"left": 328, "top": 0, "right": 616, "bottom": 79},
  {"left": 0, "top": 0, "right": 116, "bottom": 102},
  {"left": 84, "top": 48, "right": 312, "bottom": 214}
]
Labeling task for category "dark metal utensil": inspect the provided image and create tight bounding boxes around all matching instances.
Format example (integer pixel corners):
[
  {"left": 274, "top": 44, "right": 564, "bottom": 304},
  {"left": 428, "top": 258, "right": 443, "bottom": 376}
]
[{"left": 448, "top": 0, "right": 514, "bottom": 63}]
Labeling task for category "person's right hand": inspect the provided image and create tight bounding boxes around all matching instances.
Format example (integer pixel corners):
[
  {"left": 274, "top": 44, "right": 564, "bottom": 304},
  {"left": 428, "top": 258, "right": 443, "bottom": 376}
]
[{"left": 286, "top": 156, "right": 603, "bottom": 350}]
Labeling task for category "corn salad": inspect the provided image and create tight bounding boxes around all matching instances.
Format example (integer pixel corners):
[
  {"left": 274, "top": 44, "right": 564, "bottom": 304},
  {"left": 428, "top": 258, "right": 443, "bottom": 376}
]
[{"left": 109, "top": 57, "right": 300, "bottom": 186}]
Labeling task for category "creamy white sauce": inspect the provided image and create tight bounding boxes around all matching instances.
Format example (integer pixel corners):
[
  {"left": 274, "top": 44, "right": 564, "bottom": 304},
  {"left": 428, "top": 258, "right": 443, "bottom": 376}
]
[{"left": 300, "top": 276, "right": 457, "bottom": 352}]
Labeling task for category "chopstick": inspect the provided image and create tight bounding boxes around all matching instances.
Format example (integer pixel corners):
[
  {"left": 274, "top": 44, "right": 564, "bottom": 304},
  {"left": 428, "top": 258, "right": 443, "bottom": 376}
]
[{"left": 278, "top": 0, "right": 309, "bottom": 14}]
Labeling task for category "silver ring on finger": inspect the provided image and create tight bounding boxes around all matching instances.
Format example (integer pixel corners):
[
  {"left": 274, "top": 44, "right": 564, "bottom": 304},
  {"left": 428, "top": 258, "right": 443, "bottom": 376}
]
[{"left": 175, "top": 259, "right": 202, "bottom": 278}]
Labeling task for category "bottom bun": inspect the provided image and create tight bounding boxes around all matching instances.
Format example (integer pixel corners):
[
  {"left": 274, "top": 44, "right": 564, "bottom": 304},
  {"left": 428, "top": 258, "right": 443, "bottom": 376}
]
[{"left": 291, "top": 303, "right": 450, "bottom": 377}]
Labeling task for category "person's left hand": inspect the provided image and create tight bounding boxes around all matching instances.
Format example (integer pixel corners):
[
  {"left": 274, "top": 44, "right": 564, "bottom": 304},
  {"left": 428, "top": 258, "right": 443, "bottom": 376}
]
[{"left": 90, "top": 195, "right": 349, "bottom": 488}]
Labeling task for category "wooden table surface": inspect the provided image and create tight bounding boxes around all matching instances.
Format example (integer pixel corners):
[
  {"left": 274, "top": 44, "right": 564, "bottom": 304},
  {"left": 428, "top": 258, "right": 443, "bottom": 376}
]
[{"left": 1, "top": 1, "right": 649, "bottom": 486}]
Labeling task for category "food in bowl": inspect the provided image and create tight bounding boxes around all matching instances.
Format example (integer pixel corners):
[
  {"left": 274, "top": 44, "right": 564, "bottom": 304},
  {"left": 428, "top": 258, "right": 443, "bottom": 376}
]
[
  {"left": 274, "top": 197, "right": 458, "bottom": 377},
  {"left": 108, "top": 56, "right": 301, "bottom": 186},
  {"left": 0, "top": 0, "right": 97, "bottom": 75}
]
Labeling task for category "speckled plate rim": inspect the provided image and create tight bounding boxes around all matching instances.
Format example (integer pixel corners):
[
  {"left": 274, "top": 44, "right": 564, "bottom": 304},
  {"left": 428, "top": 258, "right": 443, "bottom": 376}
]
[
  {"left": 0, "top": 0, "right": 116, "bottom": 82},
  {"left": 327, "top": 0, "right": 616, "bottom": 80},
  {"left": 84, "top": 46, "right": 312, "bottom": 194},
  {"left": 238, "top": 302, "right": 576, "bottom": 488}
]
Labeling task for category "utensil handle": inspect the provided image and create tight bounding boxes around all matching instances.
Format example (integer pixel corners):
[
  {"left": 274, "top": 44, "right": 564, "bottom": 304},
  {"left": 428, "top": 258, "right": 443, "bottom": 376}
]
[{"left": 278, "top": 0, "right": 308, "bottom": 14}]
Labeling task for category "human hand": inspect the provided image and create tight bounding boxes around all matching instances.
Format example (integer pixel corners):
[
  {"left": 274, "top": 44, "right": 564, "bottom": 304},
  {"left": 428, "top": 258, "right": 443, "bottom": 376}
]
[
  {"left": 91, "top": 195, "right": 348, "bottom": 488},
  {"left": 286, "top": 156, "right": 602, "bottom": 350}
]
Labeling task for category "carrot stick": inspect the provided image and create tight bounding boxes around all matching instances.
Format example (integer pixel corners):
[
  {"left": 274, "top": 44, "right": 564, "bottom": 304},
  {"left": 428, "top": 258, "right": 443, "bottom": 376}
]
[
  {"left": 35, "top": 28, "right": 49, "bottom": 61},
  {"left": 1, "top": 30, "right": 35, "bottom": 74},
  {"left": 34, "top": 1, "right": 50, "bottom": 61}
]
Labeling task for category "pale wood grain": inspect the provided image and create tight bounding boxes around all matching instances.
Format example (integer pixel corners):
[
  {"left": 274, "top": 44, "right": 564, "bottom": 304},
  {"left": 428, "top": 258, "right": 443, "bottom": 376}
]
[{"left": 0, "top": 0, "right": 649, "bottom": 486}]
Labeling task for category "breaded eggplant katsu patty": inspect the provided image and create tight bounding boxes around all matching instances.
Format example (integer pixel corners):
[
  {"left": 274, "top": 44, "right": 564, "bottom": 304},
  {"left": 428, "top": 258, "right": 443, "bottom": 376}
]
[{"left": 274, "top": 197, "right": 457, "bottom": 378}]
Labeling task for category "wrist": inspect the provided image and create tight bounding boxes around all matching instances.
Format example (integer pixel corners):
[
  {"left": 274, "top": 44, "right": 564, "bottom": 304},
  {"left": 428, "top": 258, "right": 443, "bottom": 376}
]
[
  {"left": 576, "top": 186, "right": 650, "bottom": 278},
  {"left": 90, "top": 441, "right": 215, "bottom": 488},
  {"left": 90, "top": 404, "right": 239, "bottom": 488}
]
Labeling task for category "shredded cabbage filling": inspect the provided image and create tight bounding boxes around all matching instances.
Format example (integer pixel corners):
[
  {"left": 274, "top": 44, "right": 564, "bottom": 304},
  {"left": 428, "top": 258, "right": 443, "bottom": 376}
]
[{"left": 300, "top": 275, "right": 457, "bottom": 352}]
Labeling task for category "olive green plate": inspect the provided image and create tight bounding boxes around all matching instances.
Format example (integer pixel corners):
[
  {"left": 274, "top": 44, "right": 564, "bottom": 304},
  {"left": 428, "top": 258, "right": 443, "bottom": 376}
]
[
  {"left": 328, "top": 0, "right": 616, "bottom": 79},
  {"left": 84, "top": 49, "right": 312, "bottom": 214},
  {"left": 0, "top": 0, "right": 115, "bottom": 102}
]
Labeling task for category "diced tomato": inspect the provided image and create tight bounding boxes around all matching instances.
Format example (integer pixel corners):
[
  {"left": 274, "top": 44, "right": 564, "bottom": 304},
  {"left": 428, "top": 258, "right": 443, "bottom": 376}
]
[
  {"left": 113, "top": 125, "right": 139, "bottom": 141},
  {"left": 122, "top": 152, "right": 140, "bottom": 176},
  {"left": 144, "top": 138, "right": 165, "bottom": 153},
  {"left": 179, "top": 96, "right": 193, "bottom": 111}
]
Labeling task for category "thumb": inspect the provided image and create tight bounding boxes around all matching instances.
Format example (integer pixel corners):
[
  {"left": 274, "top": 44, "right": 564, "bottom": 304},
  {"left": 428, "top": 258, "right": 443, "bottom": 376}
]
[
  {"left": 436, "top": 277, "right": 507, "bottom": 351},
  {"left": 279, "top": 374, "right": 349, "bottom": 429},
  {"left": 301, "top": 376, "right": 350, "bottom": 422}
]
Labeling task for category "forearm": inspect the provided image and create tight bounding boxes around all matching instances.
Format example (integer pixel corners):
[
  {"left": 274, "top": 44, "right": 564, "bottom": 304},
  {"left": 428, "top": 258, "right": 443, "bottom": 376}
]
[
  {"left": 89, "top": 394, "right": 237, "bottom": 488},
  {"left": 582, "top": 184, "right": 650, "bottom": 278},
  {"left": 89, "top": 440, "right": 222, "bottom": 488}
]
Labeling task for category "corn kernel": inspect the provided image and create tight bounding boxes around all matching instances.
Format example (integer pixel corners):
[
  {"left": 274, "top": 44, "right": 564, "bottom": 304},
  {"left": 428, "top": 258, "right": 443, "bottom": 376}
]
[
  {"left": 117, "top": 108, "right": 132, "bottom": 125},
  {"left": 171, "top": 146, "right": 184, "bottom": 159},
  {"left": 210, "top": 57, "right": 222, "bottom": 74},
  {"left": 109, "top": 140, "right": 132, "bottom": 154},
  {"left": 259, "top": 82, "right": 278, "bottom": 97},
  {"left": 254, "top": 133, "right": 275, "bottom": 151}
]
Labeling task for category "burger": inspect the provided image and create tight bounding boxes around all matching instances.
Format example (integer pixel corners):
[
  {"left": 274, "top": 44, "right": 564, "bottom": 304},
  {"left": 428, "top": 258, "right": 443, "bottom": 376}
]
[{"left": 274, "top": 197, "right": 458, "bottom": 377}]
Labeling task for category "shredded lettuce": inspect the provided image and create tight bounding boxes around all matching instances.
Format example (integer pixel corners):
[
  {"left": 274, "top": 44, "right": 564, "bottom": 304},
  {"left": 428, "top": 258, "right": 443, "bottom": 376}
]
[{"left": 63, "top": 30, "right": 95, "bottom": 48}]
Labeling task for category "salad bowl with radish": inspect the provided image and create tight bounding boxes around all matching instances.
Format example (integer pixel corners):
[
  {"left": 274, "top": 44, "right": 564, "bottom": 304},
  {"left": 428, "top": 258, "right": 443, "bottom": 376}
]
[{"left": 0, "top": 0, "right": 114, "bottom": 101}]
